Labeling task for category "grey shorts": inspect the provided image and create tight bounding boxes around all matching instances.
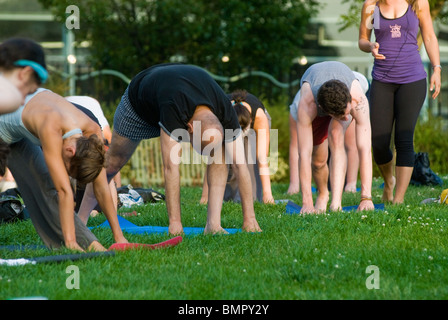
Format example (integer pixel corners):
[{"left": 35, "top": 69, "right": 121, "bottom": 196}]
[{"left": 113, "top": 87, "right": 160, "bottom": 141}]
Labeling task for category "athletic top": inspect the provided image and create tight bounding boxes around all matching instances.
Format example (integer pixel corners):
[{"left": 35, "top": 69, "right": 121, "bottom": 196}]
[
  {"left": 291, "top": 71, "right": 368, "bottom": 122},
  {"left": 0, "top": 88, "right": 86, "bottom": 145},
  {"left": 127, "top": 63, "right": 241, "bottom": 142},
  {"left": 372, "top": 4, "right": 426, "bottom": 83},
  {"left": 0, "top": 88, "right": 50, "bottom": 145},
  {"left": 300, "top": 61, "right": 356, "bottom": 117},
  {"left": 228, "top": 92, "right": 266, "bottom": 129},
  {"left": 66, "top": 96, "right": 108, "bottom": 130}
]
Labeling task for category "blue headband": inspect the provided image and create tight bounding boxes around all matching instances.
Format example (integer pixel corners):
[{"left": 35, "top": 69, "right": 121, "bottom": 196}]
[{"left": 13, "top": 59, "right": 48, "bottom": 84}]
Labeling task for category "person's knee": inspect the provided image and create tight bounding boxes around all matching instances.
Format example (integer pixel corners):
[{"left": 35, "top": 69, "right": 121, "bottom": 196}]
[
  {"left": 395, "top": 141, "right": 415, "bottom": 167},
  {"left": 328, "top": 130, "right": 345, "bottom": 150},
  {"left": 312, "top": 157, "right": 327, "bottom": 171}
]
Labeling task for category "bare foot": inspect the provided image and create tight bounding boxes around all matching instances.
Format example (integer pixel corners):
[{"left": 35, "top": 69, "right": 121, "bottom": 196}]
[
  {"left": 287, "top": 185, "right": 300, "bottom": 195},
  {"left": 315, "top": 191, "right": 329, "bottom": 213},
  {"left": 204, "top": 225, "right": 228, "bottom": 235},
  {"left": 242, "top": 218, "right": 262, "bottom": 233},
  {"left": 382, "top": 176, "right": 396, "bottom": 203},
  {"left": 329, "top": 204, "right": 342, "bottom": 212},
  {"left": 169, "top": 221, "right": 184, "bottom": 236},
  {"left": 90, "top": 210, "right": 100, "bottom": 217},
  {"left": 344, "top": 183, "right": 357, "bottom": 193}
]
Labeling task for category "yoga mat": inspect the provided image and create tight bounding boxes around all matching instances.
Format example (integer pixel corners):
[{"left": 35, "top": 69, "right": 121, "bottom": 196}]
[
  {"left": 93, "top": 215, "right": 241, "bottom": 235},
  {"left": 285, "top": 200, "right": 385, "bottom": 214},
  {"left": 0, "top": 245, "right": 48, "bottom": 251},
  {"left": 0, "top": 251, "right": 115, "bottom": 266},
  {"left": 108, "top": 236, "right": 182, "bottom": 251}
]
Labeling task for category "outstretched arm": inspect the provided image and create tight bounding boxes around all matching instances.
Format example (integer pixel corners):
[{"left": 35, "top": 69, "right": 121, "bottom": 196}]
[
  {"left": 78, "top": 130, "right": 140, "bottom": 230},
  {"left": 253, "top": 109, "right": 274, "bottom": 204},
  {"left": 91, "top": 169, "right": 128, "bottom": 243},
  {"left": 351, "top": 85, "right": 374, "bottom": 211},
  {"left": 419, "top": 0, "right": 441, "bottom": 99},
  {"left": 39, "top": 122, "right": 83, "bottom": 251},
  {"left": 359, "top": 0, "right": 385, "bottom": 59}
]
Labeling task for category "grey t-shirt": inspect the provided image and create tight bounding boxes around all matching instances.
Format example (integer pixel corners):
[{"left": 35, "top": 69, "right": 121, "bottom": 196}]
[{"left": 300, "top": 61, "right": 356, "bottom": 117}]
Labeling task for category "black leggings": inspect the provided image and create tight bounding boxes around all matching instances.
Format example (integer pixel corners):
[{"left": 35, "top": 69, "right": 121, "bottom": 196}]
[{"left": 370, "top": 78, "right": 427, "bottom": 167}]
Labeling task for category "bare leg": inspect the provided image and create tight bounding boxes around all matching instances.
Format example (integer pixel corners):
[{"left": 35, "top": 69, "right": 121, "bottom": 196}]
[
  {"left": 378, "top": 160, "right": 395, "bottom": 203},
  {"left": 312, "top": 140, "right": 330, "bottom": 213},
  {"left": 394, "top": 166, "right": 413, "bottom": 204},
  {"left": 204, "top": 159, "right": 228, "bottom": 234},
  {"left": 200, "top": 171, "right": 209, "bottom": 204},
  {"left": 328, "top": 121, "right": 348, "bottom": 212},
  {"left": 287, "top": 114, "right": 300, "bottom": 194}
]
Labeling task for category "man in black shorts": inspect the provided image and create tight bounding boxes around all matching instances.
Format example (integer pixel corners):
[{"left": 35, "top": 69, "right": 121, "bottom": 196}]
[{"left": 79, "top": 64, "right": 261, "bottom": 235}]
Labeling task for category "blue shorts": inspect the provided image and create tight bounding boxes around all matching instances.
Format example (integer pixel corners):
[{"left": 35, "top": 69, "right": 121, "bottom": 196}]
[{"left": 113, "top": 87, "right": 160, "bottom": 141}]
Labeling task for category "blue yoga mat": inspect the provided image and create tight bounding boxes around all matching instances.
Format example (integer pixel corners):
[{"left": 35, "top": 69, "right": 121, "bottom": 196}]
[
  {"left": 92, "top": 215, "right": 241, "bottom": 235},
  {"left": 285, "top": 200, "right": 384, "bottom": 214}
]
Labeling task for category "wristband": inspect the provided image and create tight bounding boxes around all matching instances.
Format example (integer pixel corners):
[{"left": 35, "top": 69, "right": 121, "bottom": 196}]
[
  {"left": 360, "top": 196, "right": 372, "bottom": 202},
  {"left": 433, "top": 65, "right": 442, "bottom": 70}
]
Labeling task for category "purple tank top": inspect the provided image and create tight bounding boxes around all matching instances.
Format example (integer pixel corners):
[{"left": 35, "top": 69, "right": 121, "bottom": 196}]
[{"left": 372, "top": 4, "right": 427, "bottom": 83}]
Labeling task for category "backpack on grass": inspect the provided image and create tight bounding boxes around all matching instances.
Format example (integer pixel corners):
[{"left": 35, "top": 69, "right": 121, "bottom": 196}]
[{"left": 0, "top": 188, "right": 28, "bottom": 225}]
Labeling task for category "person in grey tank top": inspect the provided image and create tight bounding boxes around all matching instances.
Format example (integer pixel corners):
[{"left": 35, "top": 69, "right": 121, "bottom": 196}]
[
  {"left": 296, "top": 61, "right": 374, "bottom": 214},
  {"left": 0, "top": 90, "right": 129, "bottom": 251}
]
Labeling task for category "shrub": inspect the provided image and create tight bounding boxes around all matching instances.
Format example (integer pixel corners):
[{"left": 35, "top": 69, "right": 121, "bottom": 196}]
[{"left": 414, "top": 114, "right": 448, "bottom": 174}]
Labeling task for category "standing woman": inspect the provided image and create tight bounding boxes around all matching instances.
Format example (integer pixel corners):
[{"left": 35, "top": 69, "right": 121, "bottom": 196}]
[{"left": 359, "top": 0, "right": 441, "bottom": 203}]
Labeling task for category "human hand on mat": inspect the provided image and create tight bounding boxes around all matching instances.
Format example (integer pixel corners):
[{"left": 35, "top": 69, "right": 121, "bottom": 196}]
[{"left": 65, "top": 241, "right": 85, "bottom": 252}]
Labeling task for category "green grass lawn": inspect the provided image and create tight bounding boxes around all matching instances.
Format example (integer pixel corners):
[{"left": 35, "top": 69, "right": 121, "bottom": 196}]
[{"left": 1, "top": 177, "right": 448, "bottom": 300}]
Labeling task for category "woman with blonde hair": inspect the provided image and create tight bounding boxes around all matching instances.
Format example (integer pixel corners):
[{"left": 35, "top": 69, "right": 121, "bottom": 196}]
[{"left": 359, "top": 0, "right": 441, "bottom": 203}]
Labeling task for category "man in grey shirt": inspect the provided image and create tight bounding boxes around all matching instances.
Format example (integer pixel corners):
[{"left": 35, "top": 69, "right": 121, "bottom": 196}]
[{"left": 295, "top": 61, "right": 374, "bottom": 213}]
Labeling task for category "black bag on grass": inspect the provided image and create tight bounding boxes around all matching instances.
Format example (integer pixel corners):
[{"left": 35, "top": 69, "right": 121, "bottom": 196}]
[
  {"left": 117, "top": 185, "right": 165, "bottom": 203},
  {"left": 0, "top": 188, "right": 27, "bottom": 224},
  {"left": 410, "top": 152, "right": 443, "bottom": 187}
]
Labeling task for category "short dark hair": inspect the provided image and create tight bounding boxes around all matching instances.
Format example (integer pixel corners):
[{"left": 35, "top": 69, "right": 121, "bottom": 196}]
[
  {"left": 317, "top": 80, "right": 352, "bottom": 117},
  {"left": 234, "top": 103, "right": 251, "bottom": 130},
  {"left": 0, "top": 38, "right": 47, "bottom": 84},
  {"left": 230, "top": 89, "right": 251, "bottom": 129}
]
